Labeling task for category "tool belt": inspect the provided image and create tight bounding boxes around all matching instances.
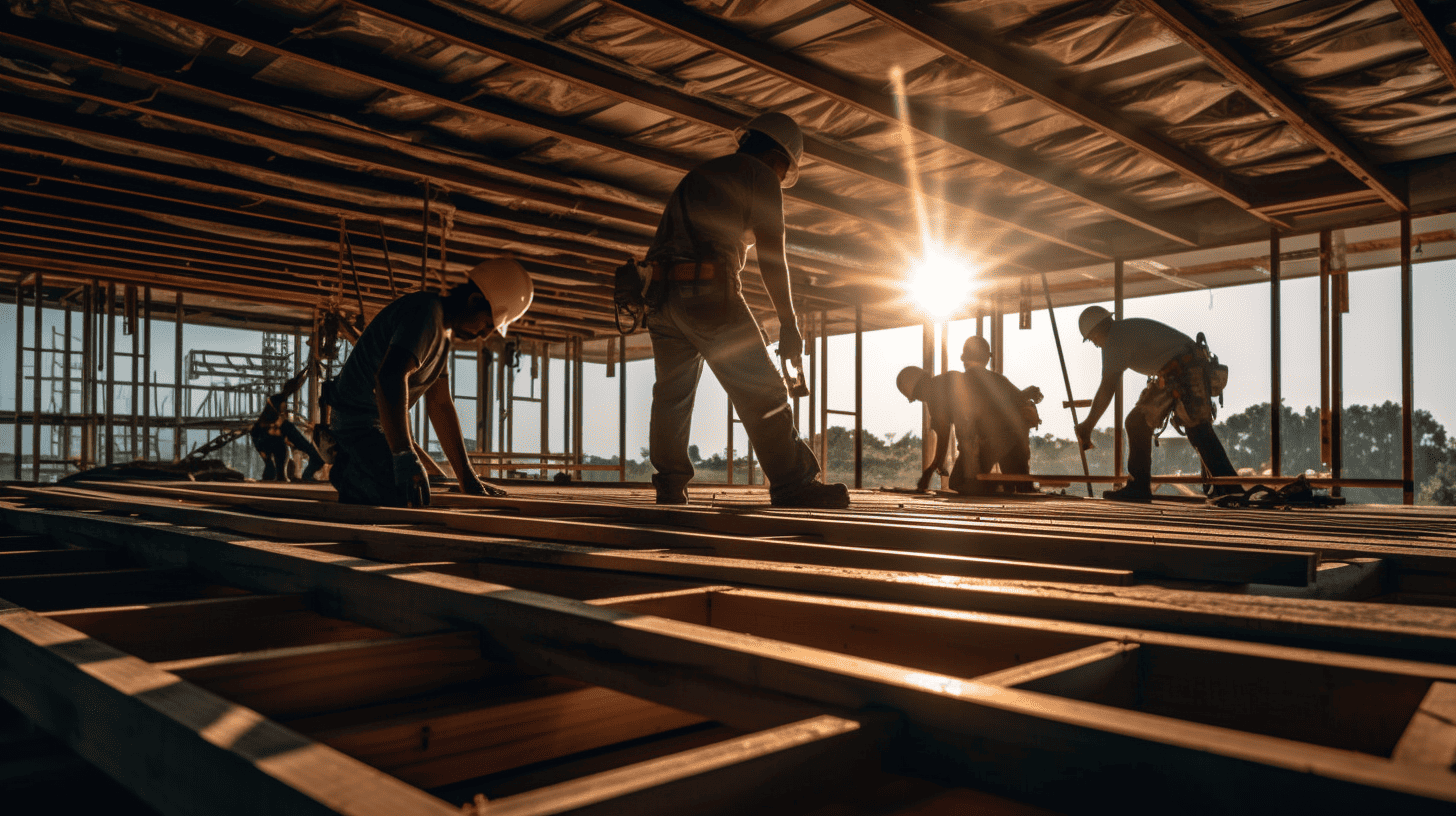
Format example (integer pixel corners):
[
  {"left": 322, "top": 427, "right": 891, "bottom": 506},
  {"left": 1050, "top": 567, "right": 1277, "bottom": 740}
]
[
  {"left": 664, "top": 261, "right": 723, "bottom": 281},
  {"left": 1153, "top": 346, "right": 1209, "bottom": 386}
]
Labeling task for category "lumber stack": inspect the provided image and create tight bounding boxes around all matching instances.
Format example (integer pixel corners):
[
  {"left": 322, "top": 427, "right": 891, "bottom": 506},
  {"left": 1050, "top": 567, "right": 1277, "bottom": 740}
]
[{"left": 2, "top": 481, "right": 1456, "bottom": 814}]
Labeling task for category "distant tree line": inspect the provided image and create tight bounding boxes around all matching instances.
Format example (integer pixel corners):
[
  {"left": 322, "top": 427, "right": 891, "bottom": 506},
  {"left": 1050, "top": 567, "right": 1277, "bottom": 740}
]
[{"left": 570, "top": 401, "right": 1456, "bottom": 505}]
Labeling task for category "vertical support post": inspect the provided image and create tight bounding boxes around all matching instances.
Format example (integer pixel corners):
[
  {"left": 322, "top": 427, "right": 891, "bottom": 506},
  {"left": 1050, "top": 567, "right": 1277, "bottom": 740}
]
[
  {"left": 541, "top": 344, "right": 551, "bottom": 478},
  {"left": 420, "top": 179, "right": 432, "bottom": 290},
  {"left": 175, "top": 291, "right": 184, "bottom": 461},
  {"left": 81, "top": 283, "right": 94, "bottom": 470},
  {"left": 805, "top": 312, "right": 815, "bottom": 445},
  {"left": 13, "top": 276, "right": 25, "bottom": 480},
  {"left": 921, "top": 321, "right": 934, "bottom": 473},
  {"left": 130, "top": 288, "right": 139, "bottom": 459},
  {"left": 991, "top": 301, "right": 1004, "bottom": 374},
  {"left": 854, "top": 305, "right": 863, "bottom": 490},
  {"left": 562, "top": 341, "right": 571, "bottom": 463},
  {"left": 1319, "top": 231, "right": 1332, "bottom": 471},
  {"left": 939, "top": 321, "right": 948, "bottom": 374},
  {"left": 476, "top": 349, "right": 487, "bottom": 452},
  {"left": 618, "top": 335, "right": 627, "bottom": 482},
  {"left": 1039, "top": 273, "right": 1093, "bottom": 497},
  {"left": 143, "top": 288, "right": 152, "bottom": 461},
  {"left": 726, "top": 401, "right": 735, "bottom": 486},
  {"left": 818, "top": 310, "right": 828, "bottom": 474},
  {"left": 1269, "top": 228, "right": 1282, "bottom": 478},
  {"left": 105, "top": 283, "right": 116, "bottom": 466},
  {"left": 573, "top": 339, "right": 584, "bottom": 467},
  {"left": 1401, "top": 211, "right": 1415, "bottom": 505},
  {"left": 32, "top": 273, "right": 42, "bottom": 481},
  {"left": 63, "top": 293, "right": 73, "bottom": 466},
  {"left": 1331, "top": 240, "right": 1345, "bottom": 499},
  {"left": 1113, "top": 259, "right": 1124, "bottom": 478}
]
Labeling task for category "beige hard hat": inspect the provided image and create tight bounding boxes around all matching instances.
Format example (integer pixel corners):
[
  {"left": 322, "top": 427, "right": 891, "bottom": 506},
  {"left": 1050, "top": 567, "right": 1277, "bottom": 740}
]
[
  {"left": 961, "top": 335, "right": 991, "bottom": 365},
  {"left": 736, "top": 112, "right": 803, "bottom": 188},
  {"left": 1079, "top": 305, "right": 1113, "bottom": 342},
  {"left": 466, "top": 257, "right": 534, "bottom": 338},
  {"left": 896, "top": 366, "right": 928, "bottom": 402}
]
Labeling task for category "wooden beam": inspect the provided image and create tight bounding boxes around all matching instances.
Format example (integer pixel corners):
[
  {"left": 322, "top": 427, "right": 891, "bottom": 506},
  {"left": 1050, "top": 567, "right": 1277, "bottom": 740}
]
[
  {"left": 0, "top": 567, "right": 198, "bottom": 612},
  {"left": 0, "top": 598, "right": 459, "bottom": 816},
  {"left": 483, "top": 714, "right": 888, "bottom": 816},
  {"left": 1133, "top": 0, "right": 1407, "bottom": 212},
  {"left": 1393, "top": 682, "right": 1456, "bottom": 769},
  {"left": 1391, "top": 0, "right": 1456, "bottom": 91},
  {"left": 5, "top": 502, "right": 1456, "bottom": 812},
  {"left": 0, "top": 548, "right": 114, "bottom": 576}
]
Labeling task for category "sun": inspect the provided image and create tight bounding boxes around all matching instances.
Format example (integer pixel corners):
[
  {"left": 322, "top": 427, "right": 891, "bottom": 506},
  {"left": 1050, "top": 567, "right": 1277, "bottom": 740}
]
[{"left": 908, "top": 247, "right": 978, "bottom": 319}]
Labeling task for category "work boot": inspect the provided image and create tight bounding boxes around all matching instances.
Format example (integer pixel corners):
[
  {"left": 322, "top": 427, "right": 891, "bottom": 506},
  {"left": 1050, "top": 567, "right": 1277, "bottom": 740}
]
[
  {"left": 652, "top": 474, "right": 688, "bottom": 505},
  {"left": 771, "top": 481, "right": 850, "bottom": 509},
  {"left": 1103, "top": 482, "right": 1153, "bottom": 503},
  {"left": 301, "top": 458, "right": 325, "bottom": 481}
]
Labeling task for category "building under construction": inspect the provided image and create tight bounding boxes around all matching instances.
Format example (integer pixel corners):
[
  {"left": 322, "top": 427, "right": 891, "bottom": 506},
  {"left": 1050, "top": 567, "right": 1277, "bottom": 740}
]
[{"left": 3, "top": 1, "right": 1456, "bottom": 813}]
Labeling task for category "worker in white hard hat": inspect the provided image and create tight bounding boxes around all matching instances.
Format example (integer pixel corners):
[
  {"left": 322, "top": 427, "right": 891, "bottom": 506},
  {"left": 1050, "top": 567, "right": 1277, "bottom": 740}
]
[
  {"left": 642, "top": 111, "right": 848, "bottom": 508},
  {"left": 958, "top": 336, "right": 1044, "bottom": 491},
  {"left": 1074, "top": 305, "right": 1238, "bottom": 503},
  {"left": 896, "top": 365, "right": 981, "bottom": 494},
  {"left": 324, "top": 258, "right": 534, "bottom": 506}
]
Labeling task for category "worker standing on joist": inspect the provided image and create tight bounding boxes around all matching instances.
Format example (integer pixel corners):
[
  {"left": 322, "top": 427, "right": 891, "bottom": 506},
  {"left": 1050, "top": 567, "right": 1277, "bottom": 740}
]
[
  {"left": 324, "top": 259, "right": 532, "bottom": 506},
  {"left": 644, "top": 112, "right": 848, "bottom": 508},
  {"left": 1073, "top": 306, "right": 1237, "bottom": 503}
]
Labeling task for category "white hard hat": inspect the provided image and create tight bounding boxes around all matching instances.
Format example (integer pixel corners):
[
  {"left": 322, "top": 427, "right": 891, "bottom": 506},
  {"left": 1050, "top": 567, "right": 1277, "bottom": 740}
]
[
  {"left": 736, "top": 112, "right": 803, "bottom": 188},
  {"left": 466, "top": 257, "right": 534, "bottom": 338},
  {"left": 1079, "top": 305, "right": 1113, "bottom": 342},
  {"left": 896, "top": 366, "right": 928, "bottom": 402},
  {"left": 961, "top": 335, "right": 991, "bottom": 365}
]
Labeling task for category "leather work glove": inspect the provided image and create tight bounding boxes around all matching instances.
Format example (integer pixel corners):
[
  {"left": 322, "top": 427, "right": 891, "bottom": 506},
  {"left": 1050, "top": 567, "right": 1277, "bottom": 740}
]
[
  {"left": 392, "top": 450, "right": 430, "bottom": 507},
  {"left": 1021, "top": 385, "right": 1044, "bottom": 404},
  {"left": 461, "top": 471, "right": 507, "bottom": 498},
  {"left": 777, "top": 321, "right": 804, "bottom": 361}
]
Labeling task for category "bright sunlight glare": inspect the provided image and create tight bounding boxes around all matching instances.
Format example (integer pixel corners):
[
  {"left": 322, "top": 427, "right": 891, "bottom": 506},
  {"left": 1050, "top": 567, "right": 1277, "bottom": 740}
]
[{"left": 908, "top": 248, "right": 978, "bottom": 318}]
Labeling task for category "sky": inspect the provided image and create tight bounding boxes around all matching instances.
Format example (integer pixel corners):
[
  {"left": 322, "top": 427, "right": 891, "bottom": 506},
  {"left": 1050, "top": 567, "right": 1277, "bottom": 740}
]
[{"left": 3, "top": 258, "right": 1454, "bottom": 474}]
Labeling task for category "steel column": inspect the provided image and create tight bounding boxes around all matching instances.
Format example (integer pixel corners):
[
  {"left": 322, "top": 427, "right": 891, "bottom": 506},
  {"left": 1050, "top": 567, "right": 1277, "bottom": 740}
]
[
  {"left": 105, "top": 283, "right": 115, "bottom": 466},
  {"left": 31, "top": 273, "right": 42, "bottom": 481},
  {"left": 13, "top": 275, "right": 24, "bottom": 480},
  {"left": 921, "top": 321, "right": 934, "bottom": 473},
  {"left": 1401, "top": 212, "right": 1414, "bottom": 505},
  {"left": 1319, "top": 231, "right": 1332, "bottom": 471},
  {"left": 854, "top": 306, "right": 863, "bottom": 490},
  {"left": 1270, "top": 229, "right": 1281, "bottom": 477},
  {"left": 1113, "top": 259, "right": 1124, "bottom": 478},
  {"left": 618, "top": 335, "right": 627, "bottom": 482},
  {"left": 143, "top": 287, "right": 152, "bottom": 461}
]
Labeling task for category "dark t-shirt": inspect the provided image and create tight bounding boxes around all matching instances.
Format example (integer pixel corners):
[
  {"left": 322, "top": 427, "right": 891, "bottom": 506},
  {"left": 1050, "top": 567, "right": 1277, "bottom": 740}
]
[
  {"left": 964, "top": 367, "right": 1032, "bottom": 437},
  {"left": 330, "top": 292, "right": 451, "bottom": 428}
]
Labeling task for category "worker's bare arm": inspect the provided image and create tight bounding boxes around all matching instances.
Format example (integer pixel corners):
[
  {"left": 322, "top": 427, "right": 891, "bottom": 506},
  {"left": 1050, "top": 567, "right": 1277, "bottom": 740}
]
[
  {"left": 423, "top": 376, "right": 499, "bottom": 496},
  {"left": 375, "top": 344, "right": 419, "bottom": 455},
  {"left": 918, "top": 417, "right": 952, "bottom": 492},
  {"left": 753, "top": 204, "right": 800, "bottom": 358},
  {"left": 1075, "top": 377, "right": 1118, "bottom": 449}
]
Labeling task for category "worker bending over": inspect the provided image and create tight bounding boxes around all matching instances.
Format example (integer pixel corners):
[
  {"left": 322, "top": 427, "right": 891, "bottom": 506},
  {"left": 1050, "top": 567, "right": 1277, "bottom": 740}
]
[
  {"left": 325, "top": 259, "right": 532, "bottom": 506},
  {"left": 250, "top": 362, "right": 325, "bottom": 482},
  {"left": 643, "top": 112, "right": 848, "bottom": 508},
  {"left": 959, "top": 336, "right": 1043, "bottom": 490},
  {"left": 1073, "top": 306, "right": 1237, "bottom": 503}
]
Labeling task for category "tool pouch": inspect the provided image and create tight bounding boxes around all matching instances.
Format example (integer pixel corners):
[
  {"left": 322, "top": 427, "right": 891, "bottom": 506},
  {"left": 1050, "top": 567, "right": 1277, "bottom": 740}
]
[{"left": 613, "top": 259, "right": 664, "bottom": 334}]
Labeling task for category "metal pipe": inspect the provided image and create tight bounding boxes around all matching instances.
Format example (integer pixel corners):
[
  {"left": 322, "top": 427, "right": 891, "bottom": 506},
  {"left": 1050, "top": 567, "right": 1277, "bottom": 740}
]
[
  {"left": 854, "top": 305, "right": 863, "bottom": 490},
  {"left": 143, "top": 287, "right": 152, "bottom": 461},
  {"left": 105, "top": 282, "right": 115, "bottom": 466},
  {"left": 1269, "top": 228, "right": 1282, "bottom": 478},
  {"left": 1331, "top": 248, "right": 1345, "bottom": 499},
  {"left": 130, "top": 286, "right": 139, "bottom": 459},
  {"left": 174, "top": 291, "right": 183, "bottom": 461},
  {"left": 921, "top": 320, "right": 933, "bottom": 473},
  {"left": 63, "top": 291, "right": 73, "bottom": 467},
  {"left": 82, "top": 282, "right": 94, "bottom": 469},
  {"left": 32, "top": 272, "right": 42, "bottom": 481},
  {"left": 1113, "top": 259, "right": 1124, "bottom": 478},
  {"left": 13, "top": 275, "right": 24, "bottom": 480},
  {"left": 541, "top": 343, "right": 551, "bottom": 478},
  {"left": 1401, "top": 211, "right": 1414, "bottom": 504},
  {"left": 727, "top": 389, "right": 736, "bottom": 486},
  {"left": 618, "top": 335, "right": 627, "bottom": 482},
  {"left": 819, "top": 310, "right": 828, "bottom": 475},
  {"left": 1039, "top": 272, "right": 1093, "bottom": 497},
  {"left": 1319, "top": 231, "right": 1331, "bottom": 470}
]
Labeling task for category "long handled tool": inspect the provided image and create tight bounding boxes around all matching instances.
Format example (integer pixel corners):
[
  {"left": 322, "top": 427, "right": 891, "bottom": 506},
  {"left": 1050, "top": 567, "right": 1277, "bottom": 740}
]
[{"left": 1039, "top": 273, "right": 1094, "bottom": 497}]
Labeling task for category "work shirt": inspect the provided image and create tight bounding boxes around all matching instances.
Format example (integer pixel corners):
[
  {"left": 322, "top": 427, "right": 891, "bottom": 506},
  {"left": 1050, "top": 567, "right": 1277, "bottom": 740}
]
[
  {"left": 330, "top": 291, "right": 451, "bottom": 429},
  {"left": 1100, "top": 318, "right": 1195, "bottom": 381},
  {"left": 964, "top": 367, "right": 1034, "bottom": 436},
  {"left": 644, "top": 152, "right": 785, "bottom": 295}
]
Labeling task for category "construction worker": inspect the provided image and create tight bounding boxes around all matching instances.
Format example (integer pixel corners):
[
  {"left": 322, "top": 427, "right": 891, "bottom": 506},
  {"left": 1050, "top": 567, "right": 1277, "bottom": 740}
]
[
  {"left": 959, "top": 336, "right": 1043, "bottom": 490},
  {"left": 325, "top": 258, "right": 533, "bottom": 506},
  {"left": 250, "top": 363, "right": 326, "bottom": 482},
  {"left": 897, "top": 366, "right": 974, "bottom": 493},
  {"left": 1074, "top": 306, "right": 1237, "bottom": 503},
  {"left": 644, "top": 112, "right": 848, "bottom": 508}
]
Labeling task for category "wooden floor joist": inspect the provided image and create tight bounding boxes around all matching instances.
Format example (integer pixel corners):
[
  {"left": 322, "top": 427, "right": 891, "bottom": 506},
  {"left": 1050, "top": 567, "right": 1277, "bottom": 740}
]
[{"left": 4, "top": 482, "right": 1456, "bottom": 814}]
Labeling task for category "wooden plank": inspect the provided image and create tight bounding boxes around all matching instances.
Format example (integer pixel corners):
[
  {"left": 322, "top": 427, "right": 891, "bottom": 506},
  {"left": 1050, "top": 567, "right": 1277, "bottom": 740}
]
[
  {"left": 483, "top": 714, "right": 887, "bottom": 816},
  {"left": 0, "top": 535, "right": 55, "bottom": 552},
  {"left": 70, "top": 484, "right": 1143, "bottom": 586},
  {"left": 1393, "top": 682, "right": 1456, "bottom": 769},
  {"left": 0, "top": 547, "right": 114, "bottom": 576},
  {"left": 6, "top": 503, "right": 1456, "bottom": 812},
  {"left": 290, "top": 680, "right": 708, "bottom": 790},
  {"left": 72, "top": 482, "right": 1317, "bottom": 587},
  {"left": 160, "top": 632, "right": 513, "bottom": 720},
  {"left": 45, "top": 594, "right": 398, "bottom": 663},
  {"left": 11, "top": 491, "right": 1456, "bottom": 667},
  {"left": 0, "top": 598, "right": 461, "bottom": 816}
]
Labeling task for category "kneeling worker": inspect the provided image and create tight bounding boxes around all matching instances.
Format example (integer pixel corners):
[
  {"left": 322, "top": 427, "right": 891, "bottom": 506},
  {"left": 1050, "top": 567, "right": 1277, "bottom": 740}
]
[
  {"left": 251, "top": 363, "right": 325, "bottom": 482},
  {"left": 326, "top": 258, "right": 533, "bottom": 506},
  {"left": 1073, "top": 306, "right": 1237, "bottom": 503},
  {"left": 960, "top": 336, "right": 1043, "bottom": 491}
]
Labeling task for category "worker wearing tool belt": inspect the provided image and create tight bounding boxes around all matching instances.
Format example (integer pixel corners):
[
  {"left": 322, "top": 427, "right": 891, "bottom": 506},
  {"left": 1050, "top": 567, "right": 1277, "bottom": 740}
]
[
  {"left": 251, "top": 361, "right": 326, "bottom": 482},
  {"left": 643, "top": 112, "right": 848, "bottom": 508},
  {"left": 324, "top": 259, "right": 532, "bottom": 507},
  {"left": 1074, "top": 306, "right": 1238, "bottom": 503}
]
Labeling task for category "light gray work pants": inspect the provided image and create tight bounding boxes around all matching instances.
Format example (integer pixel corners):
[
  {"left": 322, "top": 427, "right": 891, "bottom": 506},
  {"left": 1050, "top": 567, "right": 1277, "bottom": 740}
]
[{"left": 646, "top": 286, "right": 820, "bottom": 499}]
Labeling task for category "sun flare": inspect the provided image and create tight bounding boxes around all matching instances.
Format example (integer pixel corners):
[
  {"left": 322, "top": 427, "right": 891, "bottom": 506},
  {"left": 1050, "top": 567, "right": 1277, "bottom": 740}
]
[{"left": 908, "top": 248, "right": 978, "bottom": 319}]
